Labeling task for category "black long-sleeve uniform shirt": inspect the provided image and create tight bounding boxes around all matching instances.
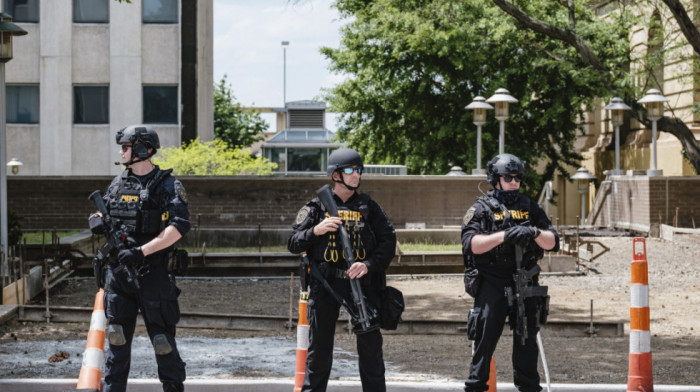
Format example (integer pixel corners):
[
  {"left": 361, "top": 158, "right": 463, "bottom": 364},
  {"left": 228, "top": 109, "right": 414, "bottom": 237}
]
[{"left": 288, "top": 191, "right": 396, "bottom": 284}]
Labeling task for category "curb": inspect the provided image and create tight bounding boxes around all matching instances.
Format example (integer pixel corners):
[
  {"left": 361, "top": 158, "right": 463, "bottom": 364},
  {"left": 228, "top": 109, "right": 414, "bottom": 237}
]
[{"left": 1, "top": 379, "right": 700, "bottom": 392}]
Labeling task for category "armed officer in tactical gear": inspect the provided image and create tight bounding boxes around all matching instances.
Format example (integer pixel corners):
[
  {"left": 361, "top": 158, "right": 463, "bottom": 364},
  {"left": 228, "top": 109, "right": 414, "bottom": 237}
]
[
  {"left": 461, "top": 153, "right": 559, "bottom": 392},
  {"left": 288, "top": 148, "right": 397, "bottom": 392},
  {"left": 88, "top": 125, "right": 190, "bottom": 392}
]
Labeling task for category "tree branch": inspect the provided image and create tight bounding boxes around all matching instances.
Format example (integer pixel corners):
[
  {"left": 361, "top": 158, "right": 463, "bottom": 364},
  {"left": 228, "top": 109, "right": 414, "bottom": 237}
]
[
  {"left": 661, "top": 0, "right": 700, "bottom": 55},
  {"left": 491, "top": 0, "right": 606, "bottom": 71}
]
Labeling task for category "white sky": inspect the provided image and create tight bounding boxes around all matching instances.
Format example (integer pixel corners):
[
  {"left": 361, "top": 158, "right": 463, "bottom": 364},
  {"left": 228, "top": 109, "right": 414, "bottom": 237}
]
[{"left": 213, "top": 0, "right": 346, "bottom": 130}]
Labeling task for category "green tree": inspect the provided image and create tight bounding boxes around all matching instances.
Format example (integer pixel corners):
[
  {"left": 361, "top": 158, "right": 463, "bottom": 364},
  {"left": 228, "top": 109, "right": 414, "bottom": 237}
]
[
  {"left": 153, "top": 139, "right": 277, "bottom": 176},
  {"left": 322, "top": 0, "right": 629, "bottom": 196},
  {"left": 214, "top": 75, "right": 269, "bottom": 149}
]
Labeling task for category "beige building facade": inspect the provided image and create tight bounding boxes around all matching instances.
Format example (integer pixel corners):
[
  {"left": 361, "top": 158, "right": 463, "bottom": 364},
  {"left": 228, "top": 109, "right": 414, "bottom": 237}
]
[
  {"left": 3, "top": 0, "right": 213, "bottom": 176},
  {"left": 543, "top": 1, "right": 700, "bottom": 226}
]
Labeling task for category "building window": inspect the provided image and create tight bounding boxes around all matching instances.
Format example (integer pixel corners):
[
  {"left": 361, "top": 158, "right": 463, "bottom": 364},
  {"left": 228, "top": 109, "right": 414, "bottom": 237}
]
[
  {"left": 143, "top": 0, "right": 178, "bottom": 24},
  {"left": 288, "top": 148, "right": 325, "bottom": 172},
  {"left": 143, "top": 86, "right": 178, "bottom": 124},
  {"left": 73, "top": 0, "right": 109, "bottom": 23},
  {"left": 6, "top": 84, "right": 38, "bottom": 124},
  {"left": 74, "top": 86, "right": 109, "bottom": 124},
  {"left": 3, "top": 0, "right": 39, "bottom": 23},
  {"left": 266, "top": 148, "right": 286, "bottom": 172}
]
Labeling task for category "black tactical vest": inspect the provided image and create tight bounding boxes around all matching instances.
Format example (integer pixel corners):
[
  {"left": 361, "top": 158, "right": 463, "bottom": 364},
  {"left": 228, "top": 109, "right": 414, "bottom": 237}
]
[
  {"left": 309, "top": 193, "right": 376, "bottom": 268},
  {"left": 472, "top": 195, "right": 543, "bottom": 271},
  {"left": 107, "top": 169, "right": 172, "bottom": 236}
]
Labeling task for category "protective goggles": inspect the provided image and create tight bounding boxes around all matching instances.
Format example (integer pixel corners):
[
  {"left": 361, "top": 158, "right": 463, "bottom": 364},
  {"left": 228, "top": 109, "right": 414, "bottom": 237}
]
[
  {"left": 502, "top": 174, "right": 523, "bottom": 183},
  {"left": 342, "top": 167, "right": 363, "bottom": 175}
]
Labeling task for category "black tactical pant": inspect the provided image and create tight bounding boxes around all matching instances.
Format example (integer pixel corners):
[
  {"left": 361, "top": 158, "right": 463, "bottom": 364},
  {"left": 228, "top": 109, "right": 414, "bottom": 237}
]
[
  {"left": 302, "top": 276, "right": 385, "bottom": 392},
  {"left": 465, "top": 278, "right": 541, "bottom": 392},
  {"left": 103, "top": 263, "right": 186, "bottom": 392}
]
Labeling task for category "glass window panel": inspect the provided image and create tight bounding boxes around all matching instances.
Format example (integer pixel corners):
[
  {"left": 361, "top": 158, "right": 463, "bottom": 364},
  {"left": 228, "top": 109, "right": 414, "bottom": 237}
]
[
  {"left": 265, "top": 148, "right": 286, "bottom": 172},
  {"left": 268, "top": 132, "right": 285, "bottom": 142},
  {"left": 3, "top": 0, "right": 39, "bottom": 23},
  {"left": 285, "top": 131, "right": 306, "bottom": 141},
  {"left": 6, "top": 84, "right": 39, "bottom": 124},
  {"left": 288, "top": 148, "right": 323, "bottom": 172},
  {"left": 74, "top": 86, "right": 109, "bottom": 124},
  {"left": 306, "top": 131, "right": 326, "bottom": 141},
  {"left": 143, "top": 86, "right": 178, "bottom": 124},
  {"left": 143, "top": 0, "right": 178, "bottom": 24},
  {"left": 73, "top": 0, "right": 109, "bottom": 23}
]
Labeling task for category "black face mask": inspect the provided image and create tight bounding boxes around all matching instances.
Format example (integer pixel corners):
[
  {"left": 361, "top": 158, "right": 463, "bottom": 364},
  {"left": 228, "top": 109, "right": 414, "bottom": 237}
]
[{"left": 494, "top": 189, "right": 519, "bottom": 205}]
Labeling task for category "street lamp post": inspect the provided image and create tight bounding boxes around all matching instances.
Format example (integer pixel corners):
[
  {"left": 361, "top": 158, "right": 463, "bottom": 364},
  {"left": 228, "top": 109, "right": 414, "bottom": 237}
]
[
  {"left": 637, "top": 89, "right": 668, "bottom": 176},
  {"left": 465, "top": 96, "right": 493, "bottom": 174},
  {"left": 281, "top": 41, "right": 289, "bottom": 105},
  {"left": 486, "top": 88, "right": 518, "bottom": 154},
  {"left": 570, "top": 167, "right": 596, "bottom": 226},
  {"left": 0, "top": 12, "right": 27, "bottom": 283},
  {"left": 7, "top": 158, "right": 22, "bottom": 175},
  {"left": 603, "top": 97, "right": 631, "bottom": 175}
]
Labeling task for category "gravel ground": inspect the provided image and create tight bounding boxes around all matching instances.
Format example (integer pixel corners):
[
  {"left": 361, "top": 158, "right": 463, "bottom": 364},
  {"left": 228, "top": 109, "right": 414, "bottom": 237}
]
[{"left": 0, "top": 235, "right": 698, "bottom": 385}]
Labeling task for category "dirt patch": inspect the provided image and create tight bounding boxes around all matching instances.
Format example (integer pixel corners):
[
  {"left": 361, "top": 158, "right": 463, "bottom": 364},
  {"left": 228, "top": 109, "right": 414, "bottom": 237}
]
[{"left": 1, "top": 235, "right": 699, "bottom": 384}]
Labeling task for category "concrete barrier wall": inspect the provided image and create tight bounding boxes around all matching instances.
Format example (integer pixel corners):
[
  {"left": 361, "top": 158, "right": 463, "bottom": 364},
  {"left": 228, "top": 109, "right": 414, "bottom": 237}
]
[
  {"left": 587, "top": 175, "right": 700, "bottom": 229},
  {"left": 7, "top": 175, "right": 486, "bottom": 230},
  {"left": 10, "top": 174, "right": 700, "bottom": 232}
]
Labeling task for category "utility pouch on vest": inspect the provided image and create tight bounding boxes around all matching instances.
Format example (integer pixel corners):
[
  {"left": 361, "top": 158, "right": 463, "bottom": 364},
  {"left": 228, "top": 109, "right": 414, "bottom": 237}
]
[
  {"left": 379, "top": 286, "right": 404, "bottom": 330},
  {"left": 92, "top": 256, "right": 105, "bottom": 289},
  {"left": 168, "top": 249, "right": 189, "bottom": 276},
  {"left": 463, "top": 267, "right": 482, "bottom": 298},
  {"left": 538, "top": 294, "right": 550, "bottom": 325}
]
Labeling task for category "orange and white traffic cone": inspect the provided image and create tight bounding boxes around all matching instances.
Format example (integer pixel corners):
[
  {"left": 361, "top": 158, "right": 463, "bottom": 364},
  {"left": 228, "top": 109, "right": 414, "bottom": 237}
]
[
  {"left": 293, "top": 290, "right": 310, "bottom": 392},
  {"left": 486, "top": 357, "right": 497, "bottom": 392},
  {"left": 471, "top": 340, "right": 497, "bottom": 392},
  {"left": 76, "top": 289, "right": 107, "bottom": 391},
  {"left": 628, "top": 237, "right": 653, "bottom": 392}
]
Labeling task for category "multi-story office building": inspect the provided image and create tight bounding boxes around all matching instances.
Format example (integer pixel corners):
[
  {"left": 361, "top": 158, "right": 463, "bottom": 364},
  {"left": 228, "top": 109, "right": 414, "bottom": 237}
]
[{"left": 3, "top": 0, "right": 213, "bottom": 176}]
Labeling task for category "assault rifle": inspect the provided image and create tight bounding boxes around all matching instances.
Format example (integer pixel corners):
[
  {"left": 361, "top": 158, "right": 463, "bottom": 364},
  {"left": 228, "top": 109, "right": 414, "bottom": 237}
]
[
  {"left": 316, "top": 184, "right": 378, "bottom": 333},
  {"left": 89, "top": 190, "right": 141, "bottom": 289},
  {"left": 505, "top": 244, "right": 548, "bottom": 345}
]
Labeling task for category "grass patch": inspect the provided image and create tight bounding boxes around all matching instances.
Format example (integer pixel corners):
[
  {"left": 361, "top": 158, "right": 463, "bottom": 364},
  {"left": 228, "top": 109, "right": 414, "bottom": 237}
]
[
  {"left": 398, "top": 242, "right": 461, "bottom": 252},
  {"left": 20, "top": 230, "right": 83, "bottom": 244},
  {"left": 183, "top": 242, "right": 461, "bottom": 253}
]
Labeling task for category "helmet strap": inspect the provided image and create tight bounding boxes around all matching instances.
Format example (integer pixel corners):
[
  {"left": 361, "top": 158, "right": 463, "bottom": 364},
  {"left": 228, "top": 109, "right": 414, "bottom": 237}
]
[
  {"left": 123, "top": 148, "right": 156, "bottom": 167},
  {"left": 333, "top": 172, "right": 360, "bottom": 191}
]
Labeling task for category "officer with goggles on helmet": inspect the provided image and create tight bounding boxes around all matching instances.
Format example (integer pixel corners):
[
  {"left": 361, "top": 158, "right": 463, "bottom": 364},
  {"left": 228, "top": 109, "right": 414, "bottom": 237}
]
[
  {"left": 288, "top": 148, "right": 397, "bottom": 392},
  {"left": 88, "top": 125, "right": 190, "bottom": 392},
  {"left": 461, "top": 153, "right": 559, "bottom": 392}
]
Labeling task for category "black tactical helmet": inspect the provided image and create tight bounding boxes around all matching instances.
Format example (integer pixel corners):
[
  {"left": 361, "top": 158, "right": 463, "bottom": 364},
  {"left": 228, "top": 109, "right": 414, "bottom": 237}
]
[
  {"left": 116, "top": 125, "right": 160, "bottom": 160},
  {"left": 326, "top": 148, "right": 363, "bottom": 176},
  {"left": 487, "top": 153, "right": 525, "bottom": 186}
]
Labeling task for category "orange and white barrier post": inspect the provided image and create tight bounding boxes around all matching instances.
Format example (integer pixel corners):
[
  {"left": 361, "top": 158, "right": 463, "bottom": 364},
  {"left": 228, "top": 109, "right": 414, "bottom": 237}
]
[
  {"left": 471, "top": 341, "right": 497, "bottom": 391},
  {"left": 293, "top": 290, "right": 310, "bottom": 392},
  {"left": 486, "top": 357, "right": 497, "bottom": 392},
  {"left": 628, "top": 237, "right": 653, "bottom": 392},
  {"left": 76, "top": 289, "right": 106, "bottom": 391}
]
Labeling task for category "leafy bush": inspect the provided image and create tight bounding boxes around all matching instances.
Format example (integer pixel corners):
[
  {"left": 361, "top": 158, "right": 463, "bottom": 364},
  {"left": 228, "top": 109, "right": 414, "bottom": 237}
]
[{"left": 153, "top": 139, "right": 277, "bottom": 176}]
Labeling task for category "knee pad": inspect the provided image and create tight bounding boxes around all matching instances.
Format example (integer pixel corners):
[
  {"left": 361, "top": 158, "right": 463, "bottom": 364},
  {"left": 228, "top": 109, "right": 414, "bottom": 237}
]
[
  {"left": 153, "top": 334, "right": 173, "bottom": 355},
  {"left": 107, "top": 324, "right": 126, "bottom": 346}
]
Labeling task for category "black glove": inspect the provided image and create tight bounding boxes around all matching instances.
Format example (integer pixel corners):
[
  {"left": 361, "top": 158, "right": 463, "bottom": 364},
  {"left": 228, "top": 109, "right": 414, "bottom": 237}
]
[
  {"left": 88, "top": 213, "right": 105, "bottom": 235},
  {"left": 504, "top": 225, "right": 535, "bottom": 247},
  {"left": 118, "top": 247, "right": 144, "bottom": 266}
]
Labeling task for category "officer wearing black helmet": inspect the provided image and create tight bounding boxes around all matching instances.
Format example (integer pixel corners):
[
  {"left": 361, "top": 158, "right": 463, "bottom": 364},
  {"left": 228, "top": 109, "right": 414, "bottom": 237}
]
[
  {"left": 288, "top": 148, "right": 397, "bottom": 392},
  {"left": 461, "top": 153, "right": 559, "bottom": 392},
  {"left": 88, "top": 125, "right": 190, "bottom": 392}
]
